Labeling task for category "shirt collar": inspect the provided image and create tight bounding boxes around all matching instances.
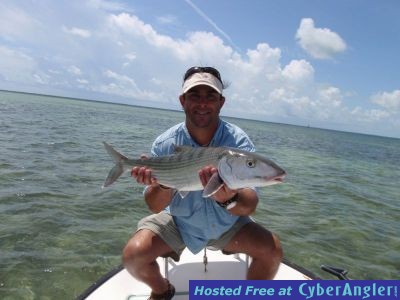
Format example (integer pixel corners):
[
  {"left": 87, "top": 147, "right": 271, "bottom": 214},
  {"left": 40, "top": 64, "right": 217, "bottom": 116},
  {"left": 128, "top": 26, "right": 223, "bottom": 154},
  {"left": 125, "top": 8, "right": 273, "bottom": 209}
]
[{"left": 183, "top": 119, "right": 223, "bottom": 147}]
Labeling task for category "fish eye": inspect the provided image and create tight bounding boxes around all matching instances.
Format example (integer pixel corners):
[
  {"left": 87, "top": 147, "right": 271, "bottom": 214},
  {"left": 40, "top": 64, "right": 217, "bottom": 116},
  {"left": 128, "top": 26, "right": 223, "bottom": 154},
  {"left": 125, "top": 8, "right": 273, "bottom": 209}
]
[{"left": 246, "top": 159, "right": 256, "bottom": 168}]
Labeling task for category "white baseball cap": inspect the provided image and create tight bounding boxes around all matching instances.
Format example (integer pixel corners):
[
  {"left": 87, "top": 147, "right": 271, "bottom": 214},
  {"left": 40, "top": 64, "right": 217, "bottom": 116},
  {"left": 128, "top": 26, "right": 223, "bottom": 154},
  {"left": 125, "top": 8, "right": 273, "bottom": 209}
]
[{"left": 182, "top": 72, "right": 224, "bottom": 95}]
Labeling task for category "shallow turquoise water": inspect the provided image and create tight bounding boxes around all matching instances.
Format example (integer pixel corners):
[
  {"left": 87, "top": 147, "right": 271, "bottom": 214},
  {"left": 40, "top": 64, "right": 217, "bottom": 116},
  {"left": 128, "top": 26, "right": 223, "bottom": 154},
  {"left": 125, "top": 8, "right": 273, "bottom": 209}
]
[{"left": 0, "top": 91, "right": 399, "bottom": 299}]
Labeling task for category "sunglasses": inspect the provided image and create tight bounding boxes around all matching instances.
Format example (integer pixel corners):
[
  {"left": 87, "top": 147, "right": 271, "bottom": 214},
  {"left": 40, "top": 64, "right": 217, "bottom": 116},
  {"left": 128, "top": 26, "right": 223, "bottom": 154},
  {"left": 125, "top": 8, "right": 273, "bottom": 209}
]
[{"left": 183, "top": 66, "right": 222, "bottom": 83}]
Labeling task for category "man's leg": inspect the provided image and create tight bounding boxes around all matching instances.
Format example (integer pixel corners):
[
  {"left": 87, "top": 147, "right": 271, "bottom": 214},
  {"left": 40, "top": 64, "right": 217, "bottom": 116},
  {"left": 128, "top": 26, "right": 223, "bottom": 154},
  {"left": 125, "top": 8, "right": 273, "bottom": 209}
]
[
  {"left": 122, "top": 229, "right": 174, "bottom": 294},
  {"left": 222, "top": 222, "right": 283, "bottom": 279}
]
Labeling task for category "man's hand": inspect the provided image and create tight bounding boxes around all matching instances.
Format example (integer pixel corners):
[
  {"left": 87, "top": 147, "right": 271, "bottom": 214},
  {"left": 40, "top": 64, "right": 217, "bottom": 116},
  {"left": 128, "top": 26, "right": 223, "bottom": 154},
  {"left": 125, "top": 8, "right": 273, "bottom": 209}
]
[
  {"left": 130, "top": 155, "right": 158, "bottom": 187},
  {"left": 198, "top": 165, "right": 237, "bottom": 203},
  {"left": 130, "top": 155, "right": 173, "bottom": 213},
  {"left": 131, "top": 166, "right": 156, "bottom": 186}
]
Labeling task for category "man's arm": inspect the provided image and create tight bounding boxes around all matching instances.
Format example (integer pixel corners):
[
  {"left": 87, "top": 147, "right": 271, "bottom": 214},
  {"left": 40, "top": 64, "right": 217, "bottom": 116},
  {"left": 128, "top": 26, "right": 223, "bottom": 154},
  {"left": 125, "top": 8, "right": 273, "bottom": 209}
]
[
  {"left": 198, "top": 166, "right": 258, "bottom": 216},
  {"left": 226, "top": 187, "right": 258, "bottom": 216},
  {"left": 131, "top": 166, "right": 174, "bottom": 213}
]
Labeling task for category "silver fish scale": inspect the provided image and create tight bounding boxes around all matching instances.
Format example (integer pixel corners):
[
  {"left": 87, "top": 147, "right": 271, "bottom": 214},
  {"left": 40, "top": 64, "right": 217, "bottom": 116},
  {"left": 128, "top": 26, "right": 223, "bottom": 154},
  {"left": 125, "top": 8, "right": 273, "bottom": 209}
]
[{"left": 124, "top": 147, "right": 226, "bottom": 190}]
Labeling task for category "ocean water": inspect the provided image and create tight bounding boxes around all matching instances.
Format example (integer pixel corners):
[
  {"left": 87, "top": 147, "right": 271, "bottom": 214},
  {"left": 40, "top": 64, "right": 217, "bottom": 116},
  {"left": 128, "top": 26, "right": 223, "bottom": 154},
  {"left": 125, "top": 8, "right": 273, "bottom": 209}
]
[{"left": 0, "top": 90, "right": 399, "bottom": 299}]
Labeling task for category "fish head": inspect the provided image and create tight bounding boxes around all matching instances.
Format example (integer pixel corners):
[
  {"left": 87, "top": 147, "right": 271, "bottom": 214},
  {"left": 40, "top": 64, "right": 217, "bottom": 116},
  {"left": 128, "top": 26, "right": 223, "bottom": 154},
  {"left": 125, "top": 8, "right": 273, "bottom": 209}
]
[{"left": 218, "top": 150, "right": 286, "bottom": 189}]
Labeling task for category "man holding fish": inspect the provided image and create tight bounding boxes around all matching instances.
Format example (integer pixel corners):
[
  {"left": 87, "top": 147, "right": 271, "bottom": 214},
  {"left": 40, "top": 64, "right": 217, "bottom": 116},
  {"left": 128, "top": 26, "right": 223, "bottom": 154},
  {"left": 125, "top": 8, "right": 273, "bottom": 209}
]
[{"left": 122, "top": 66, "right": 284, "bottom": 299}]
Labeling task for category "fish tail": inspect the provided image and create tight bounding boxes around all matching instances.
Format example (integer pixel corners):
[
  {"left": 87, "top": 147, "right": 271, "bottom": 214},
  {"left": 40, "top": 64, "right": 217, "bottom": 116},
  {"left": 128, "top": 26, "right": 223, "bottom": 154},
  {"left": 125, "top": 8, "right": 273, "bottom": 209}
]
[{"left": 102, "top": 142, "right": 129, "bottom": 188}]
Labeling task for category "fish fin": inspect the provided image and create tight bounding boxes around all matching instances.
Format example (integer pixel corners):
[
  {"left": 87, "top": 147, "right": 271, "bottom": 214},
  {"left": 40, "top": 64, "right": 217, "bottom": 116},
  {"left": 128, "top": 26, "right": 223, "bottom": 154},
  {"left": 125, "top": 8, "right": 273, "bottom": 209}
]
[
  {"left": 202, "top": 173, "right": 224, "bottom": 197},
  {"left": 102, "top": 142, "right": 128, "bottom": 187},
  {"left": 103, "top": 142, "right": 129, "bottom": 162},
  {"left": 102, "top": 163, "right": 124, "bottom": 188},
  {"left": 217, "top": 155, "right": 235, "bottom": 189},
  {"left": 173, "top": 144, "right": 193, "bottom": 153},
  {"left": 178, "top": 190, "right": 190, "bottom": 198}
]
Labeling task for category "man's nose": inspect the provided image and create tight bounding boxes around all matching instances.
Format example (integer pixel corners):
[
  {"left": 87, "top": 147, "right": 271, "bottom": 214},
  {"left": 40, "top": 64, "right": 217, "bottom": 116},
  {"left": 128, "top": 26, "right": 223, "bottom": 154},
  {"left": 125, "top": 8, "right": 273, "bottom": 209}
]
[
  {"left": 198, "top": 96, "right": 208, "bottom": 104},
  {"left": 196, "top": 95, "right": 212, "bottom": 104}
]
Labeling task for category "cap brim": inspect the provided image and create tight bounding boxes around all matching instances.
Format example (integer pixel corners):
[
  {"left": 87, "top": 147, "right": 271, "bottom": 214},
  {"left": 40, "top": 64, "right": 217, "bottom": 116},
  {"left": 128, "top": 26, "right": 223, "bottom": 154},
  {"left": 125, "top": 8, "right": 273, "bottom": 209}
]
[{"left": 182, "top": 72, "right": 223, "bottom": 94}]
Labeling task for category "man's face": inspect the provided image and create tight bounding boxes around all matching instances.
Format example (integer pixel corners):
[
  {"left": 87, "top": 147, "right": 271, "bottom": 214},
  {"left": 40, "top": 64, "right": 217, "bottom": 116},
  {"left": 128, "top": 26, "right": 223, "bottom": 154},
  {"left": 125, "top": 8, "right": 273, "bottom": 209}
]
[{"left": 180, "top": 85, "right": 225, "bottom": 129}]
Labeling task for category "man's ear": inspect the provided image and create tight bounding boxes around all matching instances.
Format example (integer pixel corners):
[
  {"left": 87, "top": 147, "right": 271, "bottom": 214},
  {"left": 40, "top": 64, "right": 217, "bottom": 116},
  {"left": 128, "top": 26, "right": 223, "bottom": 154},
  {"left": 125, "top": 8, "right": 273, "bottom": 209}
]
[
  {"left": 179, "top": 94, "right": 185, "bottom": 107},
  {"left": 220, "top": 96, "right": 226, "bottom": 108}
]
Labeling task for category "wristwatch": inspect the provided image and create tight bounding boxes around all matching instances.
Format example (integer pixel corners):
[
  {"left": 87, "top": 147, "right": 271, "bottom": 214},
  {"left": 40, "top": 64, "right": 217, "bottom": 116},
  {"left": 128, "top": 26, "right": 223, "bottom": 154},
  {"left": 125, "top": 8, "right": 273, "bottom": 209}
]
[
  {"left": 159, "top": 184, "right": 170, "bottom": 190},
  {"left": 217, "top": 193, "right": 238, "bottom": 209}
]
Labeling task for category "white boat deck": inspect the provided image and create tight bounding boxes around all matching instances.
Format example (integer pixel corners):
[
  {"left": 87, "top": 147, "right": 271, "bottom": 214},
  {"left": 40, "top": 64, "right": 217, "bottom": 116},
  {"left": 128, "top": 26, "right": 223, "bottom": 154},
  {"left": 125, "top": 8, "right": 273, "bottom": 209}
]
[{"left": 82, "top": 248, "right": 313, "bottom": 300}]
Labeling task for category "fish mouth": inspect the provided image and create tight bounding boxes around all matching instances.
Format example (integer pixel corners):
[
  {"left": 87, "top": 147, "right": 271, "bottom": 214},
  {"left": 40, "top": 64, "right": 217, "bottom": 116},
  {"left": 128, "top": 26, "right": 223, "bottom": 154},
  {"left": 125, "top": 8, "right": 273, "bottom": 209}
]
[
  {"left": 273, "top": 177, "right": 284, "bottom": 183},
  {"left": 265, "top": 173, "right": 286, "bottom": 184},
  {"left": 275, "top": 171, "right": 287, "bottom": 181}
]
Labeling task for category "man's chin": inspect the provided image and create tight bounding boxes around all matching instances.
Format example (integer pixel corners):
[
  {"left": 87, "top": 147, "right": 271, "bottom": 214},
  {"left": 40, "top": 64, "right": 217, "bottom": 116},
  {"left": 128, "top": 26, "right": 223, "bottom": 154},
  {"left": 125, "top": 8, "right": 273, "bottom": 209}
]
[{"left": 192, "top": 115, "right": 212, "bottom": 127}]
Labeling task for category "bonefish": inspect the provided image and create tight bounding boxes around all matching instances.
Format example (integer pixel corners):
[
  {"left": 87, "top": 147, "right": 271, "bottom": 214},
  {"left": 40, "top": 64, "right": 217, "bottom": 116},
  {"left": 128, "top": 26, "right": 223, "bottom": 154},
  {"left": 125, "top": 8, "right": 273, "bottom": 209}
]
[{"left": 102, "top": 142, "right": 286, "bottom": 197}]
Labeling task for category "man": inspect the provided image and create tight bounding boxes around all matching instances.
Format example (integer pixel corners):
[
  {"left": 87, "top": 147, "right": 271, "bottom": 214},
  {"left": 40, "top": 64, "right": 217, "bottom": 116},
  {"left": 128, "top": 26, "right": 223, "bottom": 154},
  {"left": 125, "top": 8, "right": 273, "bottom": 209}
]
[{"left": 123, "top": 66, "right": 283, "bottom": 300}]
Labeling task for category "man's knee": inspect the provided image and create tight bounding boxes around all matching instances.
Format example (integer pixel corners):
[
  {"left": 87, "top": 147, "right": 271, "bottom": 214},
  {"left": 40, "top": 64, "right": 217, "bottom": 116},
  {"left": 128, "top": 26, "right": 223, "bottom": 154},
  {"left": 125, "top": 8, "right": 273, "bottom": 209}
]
[
  {"left": 270, "top": 233, "right": 283, "bottom": 262},
  {"left": 122, "top": 238, "right": 145, "bottom": 268},
  {"left": 122, "top": 231, "right": 156, "bottom": 268},
  {"left": 254, "top": 232, "right": 283, "bottom": 262}
]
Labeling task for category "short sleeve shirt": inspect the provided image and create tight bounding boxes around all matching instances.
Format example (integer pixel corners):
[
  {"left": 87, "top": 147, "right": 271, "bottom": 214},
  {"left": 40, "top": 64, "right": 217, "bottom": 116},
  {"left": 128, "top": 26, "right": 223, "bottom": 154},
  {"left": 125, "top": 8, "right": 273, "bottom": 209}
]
[{"left": 150, "top": 119, "right": 255, "bottom": 254}]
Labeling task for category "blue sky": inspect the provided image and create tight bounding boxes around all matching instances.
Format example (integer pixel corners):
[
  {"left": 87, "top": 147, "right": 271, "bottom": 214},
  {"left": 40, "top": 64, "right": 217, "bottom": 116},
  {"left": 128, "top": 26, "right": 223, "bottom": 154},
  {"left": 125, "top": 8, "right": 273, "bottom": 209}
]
[{"left": 1, "top": 0, "right": 399, "bottom": 138}]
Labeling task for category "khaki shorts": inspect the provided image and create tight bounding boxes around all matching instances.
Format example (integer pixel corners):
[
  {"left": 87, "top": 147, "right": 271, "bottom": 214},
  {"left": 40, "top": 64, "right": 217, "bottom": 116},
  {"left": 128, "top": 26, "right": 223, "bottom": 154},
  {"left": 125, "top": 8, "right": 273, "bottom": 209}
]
[{"left": 136, "top": 211, "right": 252, "bottom": 261}]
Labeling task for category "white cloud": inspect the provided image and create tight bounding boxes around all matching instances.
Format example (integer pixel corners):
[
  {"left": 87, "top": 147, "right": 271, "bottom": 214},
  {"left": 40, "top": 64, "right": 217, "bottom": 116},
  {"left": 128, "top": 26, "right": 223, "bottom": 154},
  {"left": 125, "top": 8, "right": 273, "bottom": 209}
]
[
  {"left": 246, "top": 43, "right": 281, "bottom": 74},
  {"left": 122, "top": 53, "right": 136, "bottom": 68},
  {"left": 183, "top": 0, "right": 239, "bottom": 51},
  {"left": 0, "top": 46, "right": 37, "bottom": 82},
  {"left": 94, "top": 70, "right": 161, "bottom": 101},
  {"left": 48, "top": 69, "right": 61, "bottom": 75},
  {"left": 104, "top": 69, "right": 136, "bottom": 84},
  {"left": 125, "top": 53, "right": 137, "bottom": 61},
  {"left": 296, "top": 18, "right": 347, "bottom": 59},
  {"left": 282, "top": 59, "right": 314, "bottom": 83},
  {"left": 0, "top": 2, "right": 43, "bottom": 42},
  {"left": 77, "top": 78, "right": 89, "bottom": 84},
  {"left": 370, "top": 90, "right": 400, "bottom": 112},
  {"left": 86, "top": 0, "right": 128, "bottom": 12},
  {"left": 108, "top": 13, "right": 234, "bottom": 63},
  {"left": 33, "top": 72, "right": 51, "bottom": 85},
  {"left": 351, "top": 107, "right": 390, "bottom": 122},
  {"left": 150, "top": 78, "right": 162, "bottom": 85},
  {"left": 318, "top": 86, "right": 342, "bottom": 107},
  {"left": 62, "top": 26, "right": 92, "bottom": 38},
  {"left": 109, "top": 13, "right": 176, "bottom": 48},
  {"left": 156, "top": 15, "right": 177, "bottom": 25},
  {"left": 67, "top": 65, "right": 82, "bottom": 75}
]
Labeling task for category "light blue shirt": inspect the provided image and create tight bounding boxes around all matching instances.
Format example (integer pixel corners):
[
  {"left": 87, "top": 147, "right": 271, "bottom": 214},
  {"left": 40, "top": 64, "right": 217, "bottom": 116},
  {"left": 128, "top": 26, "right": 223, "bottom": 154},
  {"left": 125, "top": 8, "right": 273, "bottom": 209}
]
[{"left": 150, "top": 119, "right": 256, "bottom": 254}]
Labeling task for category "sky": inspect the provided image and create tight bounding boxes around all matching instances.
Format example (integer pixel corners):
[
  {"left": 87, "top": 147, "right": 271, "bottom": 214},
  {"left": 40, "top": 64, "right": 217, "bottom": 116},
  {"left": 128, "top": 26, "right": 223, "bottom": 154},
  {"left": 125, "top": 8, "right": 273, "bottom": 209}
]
[{"left": 1, "top": 0, "right": 399, "bottom": 138}]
